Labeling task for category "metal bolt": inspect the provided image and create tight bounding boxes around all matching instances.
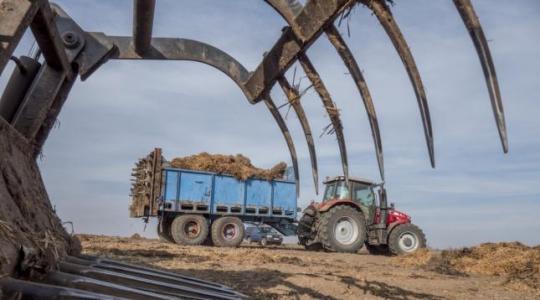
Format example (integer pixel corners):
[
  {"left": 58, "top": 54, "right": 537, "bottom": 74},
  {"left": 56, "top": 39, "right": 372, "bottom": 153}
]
[{"left": 62, "top": 31, "right": 79, "bottom": 48}]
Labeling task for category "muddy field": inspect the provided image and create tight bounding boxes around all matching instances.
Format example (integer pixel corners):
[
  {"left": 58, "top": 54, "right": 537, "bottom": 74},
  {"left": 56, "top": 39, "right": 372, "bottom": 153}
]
[{"left": 78, "top": 235, "right": 539, "bottom": 300}]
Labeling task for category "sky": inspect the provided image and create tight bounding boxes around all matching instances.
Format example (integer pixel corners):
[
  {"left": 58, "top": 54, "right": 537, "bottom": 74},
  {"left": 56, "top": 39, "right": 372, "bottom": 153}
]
[{"left": 2, "top": 0, "right": 539, "bottom": 248}]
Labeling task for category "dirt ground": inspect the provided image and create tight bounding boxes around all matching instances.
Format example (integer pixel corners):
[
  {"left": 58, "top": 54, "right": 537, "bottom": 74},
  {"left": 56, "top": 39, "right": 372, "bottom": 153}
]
[{"left": 78, "top": 235, "right": 539, "bottom": 300}]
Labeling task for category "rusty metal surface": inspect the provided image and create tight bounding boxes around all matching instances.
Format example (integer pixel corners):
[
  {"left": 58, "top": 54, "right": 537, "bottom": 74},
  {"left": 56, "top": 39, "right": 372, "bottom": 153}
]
[
  {"left": 298, "top": 53, "right": 349, "bottom": 184},
  {"left": 278, "top": 76, "right": 319, "bottom": 194},
  {"left": 453, "top": 0, "right": 508, "bottom": 153},
  {"left": 0, "top": 0, "right": 40, "bottom": 74},
  {"left": 133, "top": 0, "right": 156, "bottom": 55},
  {"left": 360, "top": 0, "right": 435, "bottom": 168},
  {"left": 244, "top": 0, "right": 354, "bottom": 102},
  {"left": 30, "top": 1, "right": 71, "bottom": 75},
  {"left": 98, "top": 35, "right": 251, "bottom": 100},
  {"left": 325, "top": 25, "right": 385, "bottom": 181},
  {"left": 263, "top": 96, "right": 300, "bottom": 196}
]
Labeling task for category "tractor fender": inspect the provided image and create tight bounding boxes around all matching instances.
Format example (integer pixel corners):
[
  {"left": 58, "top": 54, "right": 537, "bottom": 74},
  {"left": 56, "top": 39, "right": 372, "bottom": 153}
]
[
  {"left": 317, "top": 199, "right": 368, "bottom": 219},
  {"left": 386, "top": 211, "right": 411, "bottom": 242}
]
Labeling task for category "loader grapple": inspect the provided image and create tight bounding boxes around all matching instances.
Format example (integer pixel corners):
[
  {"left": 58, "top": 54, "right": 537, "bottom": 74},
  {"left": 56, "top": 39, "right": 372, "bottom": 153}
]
[{"left": 0, "top": 0, "right": 510, "bottom": 298}]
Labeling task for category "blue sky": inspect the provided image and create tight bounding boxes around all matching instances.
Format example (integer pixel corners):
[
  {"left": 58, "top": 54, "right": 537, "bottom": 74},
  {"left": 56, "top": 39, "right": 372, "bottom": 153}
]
[{"left": 3, "top": 0, "right": 538, "bottom": 248}]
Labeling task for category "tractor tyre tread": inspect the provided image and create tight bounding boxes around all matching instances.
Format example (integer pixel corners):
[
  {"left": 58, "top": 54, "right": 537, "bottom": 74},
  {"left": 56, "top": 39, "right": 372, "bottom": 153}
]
[
  {"left": 319, "top": 205, "right": 366, "bottom": 253},
  {"left": 388, "top": 223, "right": 426, "bottom": 256}
]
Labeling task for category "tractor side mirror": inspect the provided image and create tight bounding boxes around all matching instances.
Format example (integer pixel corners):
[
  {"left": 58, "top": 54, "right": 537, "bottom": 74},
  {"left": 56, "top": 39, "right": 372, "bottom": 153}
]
[{"left": 390, "top": 203, "right": 395, "bottom": 210}]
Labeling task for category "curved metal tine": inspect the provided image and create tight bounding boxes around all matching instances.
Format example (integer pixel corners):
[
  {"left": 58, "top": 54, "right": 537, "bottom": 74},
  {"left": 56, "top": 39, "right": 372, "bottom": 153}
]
[
  {"left": 360, "top": 0, "right": 435, "bottom": 167},
  {"left": 59, "top": 262, "right": 244, "bottom": 300},
  {"left": 277, "top": 76, "right": 319, "bottom": 194},
  {"left": 66, "top": 256, "right": 233, "bottom": 294},
  {"left": 297, "top": 53, "right": 349, "bottom": 184},
  {"left": 263, "top": 95, "right": 300, "bottom": 196},
  {"left": 0, "top": 277, "right": 126, "bottom": 300},
  {"left": 453, "top": 0, "right": 508, "bottom": 153},
  {"left": 44, "top": 271, "right": 177, "bottom": 300},
  {"left": 264, "top": 0, "right": 302, "bottom": 24},
  {"left": 325, "top": 25, "right": 385, "bottom": 181},
  {"left": 69, "top": 256, "right": 234, "bottom": 292}
]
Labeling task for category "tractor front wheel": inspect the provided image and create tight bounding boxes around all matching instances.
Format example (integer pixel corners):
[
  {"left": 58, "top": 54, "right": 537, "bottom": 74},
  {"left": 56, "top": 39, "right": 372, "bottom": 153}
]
[
  {"left": 319, "top": 205, "right": 366, "bottom": 253},
  {"left": 388, "top": 223, "right": 426, "bottom": 255}
]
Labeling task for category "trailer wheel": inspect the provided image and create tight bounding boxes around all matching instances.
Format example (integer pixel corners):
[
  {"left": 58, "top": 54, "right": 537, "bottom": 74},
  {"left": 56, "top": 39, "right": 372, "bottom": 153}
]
[
  {"left": 170, "top": 214, "right": 209, "bottom": 245},
  {"left": 388, "top": 223, "right": 426, "bottom": 255},
  {"left": 157, "top": 217, "right": 174, "bottom": 243},
  {"left": 319, "top": 205, "right": 366, "bottom": 253},
  {"left": 211, "top": 216, "right": 244, "bottom": 247}
]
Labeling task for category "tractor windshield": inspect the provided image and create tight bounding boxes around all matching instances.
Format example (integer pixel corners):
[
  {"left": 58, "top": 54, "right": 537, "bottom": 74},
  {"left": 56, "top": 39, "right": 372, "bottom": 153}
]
[{"left": 323, "top": 180, "right": 375, "bottom": 207}]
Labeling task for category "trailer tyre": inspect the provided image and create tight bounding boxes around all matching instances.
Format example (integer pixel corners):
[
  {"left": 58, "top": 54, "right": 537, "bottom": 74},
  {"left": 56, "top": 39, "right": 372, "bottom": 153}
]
[
  {"left": 170, "top": 214, "right": 209, "bottom": 246},
  {"left": 157, "top": 217, "right": 174, "bottom": 244},
  {"left": 388, "top": 223, "right": 426, "bottom": 255},
  {"left": 211, "top": 216, "right": 244, "bottom": 247},
  {"left": 319, "top": 205, "right": 366, "bottom": 253}
]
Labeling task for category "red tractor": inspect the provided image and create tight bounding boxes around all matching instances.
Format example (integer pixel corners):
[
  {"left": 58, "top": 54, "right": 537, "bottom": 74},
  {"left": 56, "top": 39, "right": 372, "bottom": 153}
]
[{"left": 298, "top": 176, "right": 426, "bottom": 255}]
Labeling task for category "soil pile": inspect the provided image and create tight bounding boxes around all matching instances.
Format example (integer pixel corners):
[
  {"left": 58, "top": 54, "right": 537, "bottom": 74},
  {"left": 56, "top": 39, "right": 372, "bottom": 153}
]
[
  {"left": 170, "top": 152, "right": 287, "bottom": 180},
  {"left": 395, "top": 242, "right": 540, "bottom": 290}
]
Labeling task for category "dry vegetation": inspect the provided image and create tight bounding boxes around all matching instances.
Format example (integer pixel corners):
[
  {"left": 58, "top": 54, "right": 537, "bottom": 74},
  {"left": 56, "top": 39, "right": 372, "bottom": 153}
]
[
  {"left": 78, "top": 234, "right": 539, "bottom": 300},
  {"left": 394, "top": 242, "right": 540, "bottom": 291},
  {"left": 170, "top": 152, "right": 287, "bottom": 180}
]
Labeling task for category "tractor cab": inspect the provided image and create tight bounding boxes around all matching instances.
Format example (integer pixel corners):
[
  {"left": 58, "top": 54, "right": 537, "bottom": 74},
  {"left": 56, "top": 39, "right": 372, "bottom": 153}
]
[{"left": 322, "top": 176, "right": 381, "bottom": 209}]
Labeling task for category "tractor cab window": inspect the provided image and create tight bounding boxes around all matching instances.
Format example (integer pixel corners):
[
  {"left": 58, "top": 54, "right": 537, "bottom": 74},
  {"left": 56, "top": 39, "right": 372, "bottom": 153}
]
[
  {"left": 323, "top": 182, "right": 337, "bottom": 201},
  {"left": 323, "top": 181, "right": 350, "bottom": 201},
  {"left": 352, "top": 183, "right": 375, "bottom": 207}
]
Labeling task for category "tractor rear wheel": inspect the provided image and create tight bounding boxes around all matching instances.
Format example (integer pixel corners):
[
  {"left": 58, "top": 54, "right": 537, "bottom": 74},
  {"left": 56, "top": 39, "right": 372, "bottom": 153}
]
[
  {"left": 319, "top": 205, "right": 366, "bottom": 253},
  {"left": 170, "top": 214, "right": 209, "bottom": 246},
  {"left": 211, "top": 216, "right": 244, "bottom": 247},
  {"left": 388, "top": 223, "right": 426, "bottom": 255}
]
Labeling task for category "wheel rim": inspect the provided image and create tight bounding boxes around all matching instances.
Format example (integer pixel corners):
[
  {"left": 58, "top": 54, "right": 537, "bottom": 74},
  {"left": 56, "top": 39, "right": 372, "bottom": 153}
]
[
  {"left": 183, "top": 221, "right": 201, "bottom": 239},
  {"left": 334, "top": 217, "right": 359, "bottom": 245},
  {"left": 398, "top": 232, "right": 419, "bottom": 252},
  {"left": 222, "top": 223, "right": 238, "bottom": 240}
]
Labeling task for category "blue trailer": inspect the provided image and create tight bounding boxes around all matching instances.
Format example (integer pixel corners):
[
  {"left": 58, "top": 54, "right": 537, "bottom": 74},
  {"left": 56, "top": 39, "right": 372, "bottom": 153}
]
[{"left": 130, "top": 148, "right": 298, "bottom": 247}]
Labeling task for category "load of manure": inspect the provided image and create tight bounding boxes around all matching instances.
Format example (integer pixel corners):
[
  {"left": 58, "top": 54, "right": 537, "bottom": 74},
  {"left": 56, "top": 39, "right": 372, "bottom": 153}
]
[{"left": 170, "top": 152, "right": 287, "bottom": 181}]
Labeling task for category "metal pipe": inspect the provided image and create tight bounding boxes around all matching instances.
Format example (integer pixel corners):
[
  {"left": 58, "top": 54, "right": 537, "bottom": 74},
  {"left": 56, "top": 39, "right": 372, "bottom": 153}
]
[{"left": 133, "top": 0, "right": 156, "bottom": 54}]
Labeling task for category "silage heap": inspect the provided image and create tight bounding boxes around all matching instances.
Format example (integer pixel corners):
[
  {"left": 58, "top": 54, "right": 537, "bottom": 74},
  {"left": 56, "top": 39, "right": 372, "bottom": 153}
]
[{"left": 170, "top": 152, "right": 287, "bottom": 181}]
